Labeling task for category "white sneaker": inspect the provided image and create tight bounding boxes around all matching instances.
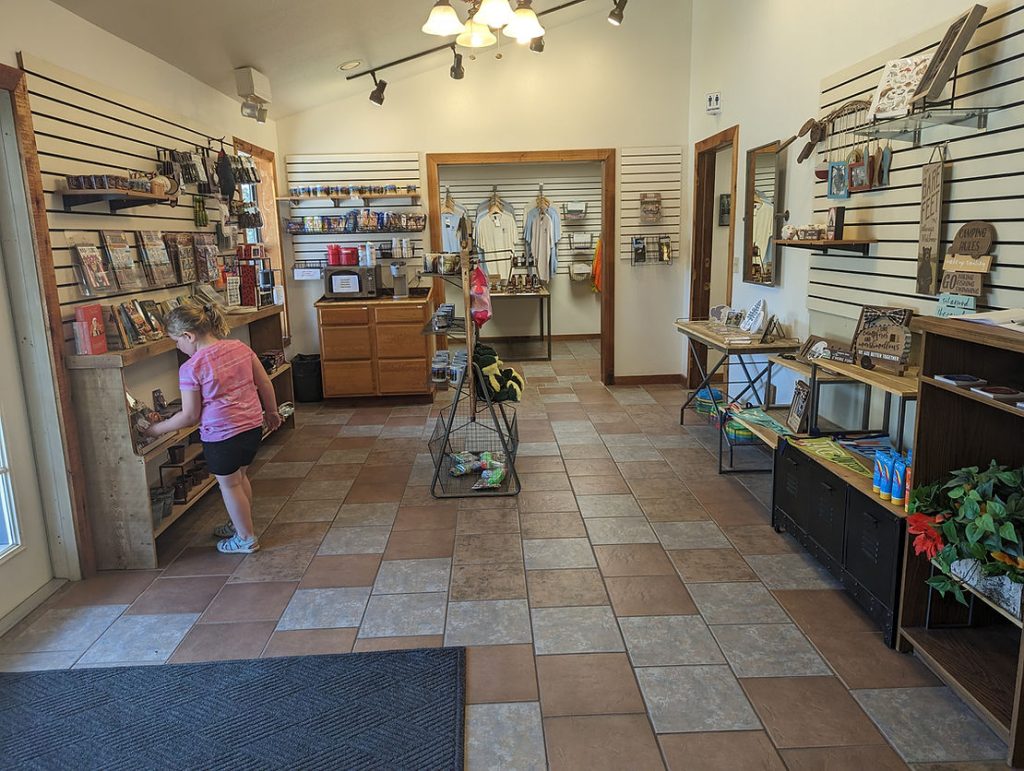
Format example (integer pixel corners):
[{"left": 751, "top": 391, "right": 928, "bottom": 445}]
[
  {"left": 213, "top": 521, "right": 236, "bottom": 538},
  {"left": 216, "top": 534, "right": 259, "bottom": 554}
]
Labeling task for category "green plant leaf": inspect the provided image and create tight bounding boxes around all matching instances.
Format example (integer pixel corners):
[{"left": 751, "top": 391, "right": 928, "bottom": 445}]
[
  {"left": 979, "top": 513, "right": 997, "bottom": 534},
  {"left": 948, "top": 487, "right": 965, "bottom": 500},
  {"left": 966, "top": 521, "right": 984, "bottom": 544},
  {"left": 1000, "top": 523, "right": 1019, "bottom": 543},
  {"left": 942, "top": 520, "right": 959, "bottom": 544}
]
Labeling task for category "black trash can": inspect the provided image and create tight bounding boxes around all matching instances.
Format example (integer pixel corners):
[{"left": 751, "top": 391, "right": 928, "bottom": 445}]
[{"left": 291, "top": 354, "right": 324, "bottom": 402}]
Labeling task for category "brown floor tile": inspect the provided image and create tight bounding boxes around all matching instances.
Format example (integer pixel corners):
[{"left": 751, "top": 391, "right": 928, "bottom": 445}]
[
  {"left": 466, "top": 644, "right": 538, "bottom": 703},
  {"left": 347, "top": 409, "right": 392, "bottom": 425},
  {"left": 385, "top": 415, "right": 427, "bottom": 427},
  {"left": 351, "top": 635, "right": 443, "bottom": 652},
  {"left": 292, "top": 425, "right": 340, "bottom": 439},
  {"left": 201, "top": 581, "right": 297, "bottom": 623},
  {"left": 520, "top": 472, "right": 572, "bottom": 491},
  {"left": 168, "top": 620, "right": 276, "bottom": 663},
  {"left": 605, "top": 575, "right": 696, "bottom": 616},
  {"left": 520, "top": 511, "right": 588, "bottom": 539},
  {"left": 457, "top": 509, "right": 520, "bottom": 535},
  {"left": 779, "top": 745, "right": 908, "bottom": 770},
  {"left": 527, "top": 569, "right": 609, "bottom": 608},
  {"left": 450, "top": 563, "right": 527, "bottom": 601},
  {"left": 520, "top": 428, "right": 557, "bottom": 443},
  {"left": 659, "top": 731, "right": 784, "bottom": 771},
  {"left": 457, "top": 496, "right": 518, "bottom": 511},
  {"left": 272, "top": 443, "right": 329, "bottom": 462},
  {"left": 565, "top": 459, "right": 619, "bottom": 477},
  {"left": 640, "top": 497, "right": 710, "bottom": 522},
  {"left": 741, "top": 676, "right": 887, "bottom": 749},
  {"left": 383, "top": 529, "right": 455, "bottom": 560},
  {"left": 617, "top": 460, "right": 679, "bottom": 480},
  {"left": 704, "top": 498, "right": 771, "bottom": 527},
  {"left": 596, "top": 419, "right": 642, "bottom": 435},
  {"left": 537, "top": 653, "right": 645, "bottom": 716},
  {"left": 49, "top": 570, "right": 161, "bottom": 607},
  {"left": 545, "top": 715, "right": 664, "bottom": 771},
  {"left": 773, "top": 590, "right": 877, "bottom": 636},
  {"left": 126, "top": 576, "right": 226, "bottom": 615},
  {"left": 519, "top": 490, "right": 579, "bottom": 513},
  {"left": 259, "top": 521, "right": 330, "bottom": 550},
  {"left": 262, "top": 628, "right": 357, "bottom": 657},
  {"left": 454, "top": 533, "right": 523, "bottom": 565},
  {"left": 344, "top": 480, "right": 407, "bottom": 504},
  {"left": 545, "top": 404, "right": 588, "bottom": 419},
  {"left": 629, "top": 476, "right": 691, "bottom": 499},
  {"left": 668, "top": 548, "right": 758, "bottom": 583},
  {"left": 559, "top": 444, "right": 612, "bottom": 460},
  {"left": 402, "top": 486, "right": 455, "bottom": 508},
  {"left": 808, "top": 630, "right": 940, "bottom": 689},
  {"left": 355, "top": 464, "right": 412, "bottom": 486},
  {"left": 392, "top": 506, "right": 458, "bottom": 531},
  {"left": 516, "top": 456, "right": 567, "bottom": 474},
  {"left": 594, "top": 544, "right": 676, "bottom": 577},
  {"left": 273, "top": 499, "right": 342, "bottom": 523},
  {"left": 299, "top": 555, "right": 381, "bottom": 588},
  {"left": 724, "top": 525, "right": 800, "bottom": 555},
  {"left": 305, "top": 463, "right": 365, "bottom": 482},
  {"left": 162, "top": 548, "right": 247, "bottom": 578},
  {"left": 251, "top": 477, "right": 303, "bottom": 498},
  {"left": 571, "top": 475, "right": 630, "bottom": 495},
  {"left": 229, "top": 544, "right": 318, "bottom": 583}
]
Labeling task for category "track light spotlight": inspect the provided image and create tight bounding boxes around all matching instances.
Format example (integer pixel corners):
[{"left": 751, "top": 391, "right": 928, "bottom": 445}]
[
  {"left": 530, "top": 35, "right": 545, "bottom": 53},
  {"left": 369, "top": 73, "right": 387, "bottom": 105},
  {"left": 255, "top": 106, "right": 268, "bottom": 124},
  {"left": 240, "top": 100, "right": 260, "bottom": 119},
  {"left": 608, "top": 0, "right": 627, "bottom": 26},
  {"left": 450, "top": 47, "right": 465, "bottom": 79}
]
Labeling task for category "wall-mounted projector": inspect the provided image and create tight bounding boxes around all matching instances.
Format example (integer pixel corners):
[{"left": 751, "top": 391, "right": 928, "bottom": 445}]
[{"left": 235, "top": 66, "right": 271, "bottom": 123}]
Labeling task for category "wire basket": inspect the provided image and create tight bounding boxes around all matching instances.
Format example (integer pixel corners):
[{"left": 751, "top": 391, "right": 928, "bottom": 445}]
[{"left": 427, "top": 368, "right": 520, "bottom": 498}]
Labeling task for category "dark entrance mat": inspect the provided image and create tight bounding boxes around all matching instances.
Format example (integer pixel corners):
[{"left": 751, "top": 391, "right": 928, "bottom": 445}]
[{"left": 0, "top": 647, "right": 465, "bottom": 770}]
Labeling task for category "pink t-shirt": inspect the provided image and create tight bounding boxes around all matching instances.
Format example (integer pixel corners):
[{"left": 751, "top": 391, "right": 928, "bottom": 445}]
[{"left": 178, "top": 339, "right": 264, "bottom": 442}]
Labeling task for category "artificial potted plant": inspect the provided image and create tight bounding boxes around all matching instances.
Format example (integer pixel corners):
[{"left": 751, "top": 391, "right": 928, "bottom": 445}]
[{"left": 908, "top": 461, "right": 1024, "bottom": 616}]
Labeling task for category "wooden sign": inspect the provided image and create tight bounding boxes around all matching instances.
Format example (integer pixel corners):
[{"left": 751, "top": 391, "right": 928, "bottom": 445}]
[
  {"left": 917, "top": 160, "right": 945, "bottom": 295},
  {"left": 640, "top": 193, "right": 662, "bottom": 224},
  {"left": 943, "top": 220, "right": 996, "bottom": 273},
  {"left": 940, "top": 271, "right": 983, "bottom": 297},
  {"left": 853, "top": 305, "right": 914, "bottom": 373},
  {"left": 944, "top": 252, "right": 993, "bottom": 273},
  {"left": 937, "top": 293, "right": 977, "bottom": 317},
  {"left": 911, "top": 4, "right": 987, "bottom": 104},
  {"left": 787, "top": 380, "right": 811, "bottom": 433}
]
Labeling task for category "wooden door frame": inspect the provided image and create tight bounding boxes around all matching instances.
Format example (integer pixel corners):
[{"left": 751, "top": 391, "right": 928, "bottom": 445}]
[
  {"left": 687, "top": 126, "right": 739, "bottom": 389},
  {"left": 233, "top": 137, "right": 291, "bottom": 344},
  {"left": 426, "top": 149, "right": 616, "bottom": 384},
  {"left": 0, "top": 63, "right": 93, "bottom": 576}
]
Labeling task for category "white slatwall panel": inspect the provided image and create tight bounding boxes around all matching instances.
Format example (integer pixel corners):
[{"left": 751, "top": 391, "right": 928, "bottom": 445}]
[
  {"left": 284, "top": 153, "right": 424, "bottom": 263},
  {"left": 20, "top": 54, "right": 231, "bottom": 351},
  {"left": 619, "top": 146, "right": 683, "bottom": 263},
  {"left": 808, "top": 2, "right": 1024, "bottom": 319},
  {"left": 437, "top": 162, "right": 603, "bottom": 277}
]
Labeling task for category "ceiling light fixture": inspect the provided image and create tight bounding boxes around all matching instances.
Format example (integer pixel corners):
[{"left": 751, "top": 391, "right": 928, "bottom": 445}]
[
  {"left": 421, "top": 0, "right": 466, "bottom": 36},
  {"left": 530, "top": 35, "right": 545, "bottom": 53},
  {"left": 608, "top": 0, "right": 627, "bottom": 26},
  {"left": 449, "top": 46, "right": 466, "bottom": 79},
  {"left": 455, "top": 16, "right": 497, "bottom": 48},
  {"left": 255, "top": 106, "right": 269, "bottom": 124},
  {"left": 503, "top": 0, "right": 545, "bottom": 43},
  {"left": 369, "top": 73, "right": 387, "bottom": 105},
  {"left": 474, "top": 0, "right": 515, "bottom": 28},
  {"left": 240, "top": 100, "right": 260, "bottom": 119},
  {"left": 338, "top": 59, "right": 362, "bottom": 71}
]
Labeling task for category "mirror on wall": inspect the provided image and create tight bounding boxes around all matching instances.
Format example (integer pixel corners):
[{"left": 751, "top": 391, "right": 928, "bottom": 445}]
[{"left": 743, "top": 141, "right": 786, "bottom": 286}]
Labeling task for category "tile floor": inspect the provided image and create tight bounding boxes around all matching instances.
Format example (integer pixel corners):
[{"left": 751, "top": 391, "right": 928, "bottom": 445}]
[{"left": 0, "top": 338, "right": 1009, "bottom": 769}]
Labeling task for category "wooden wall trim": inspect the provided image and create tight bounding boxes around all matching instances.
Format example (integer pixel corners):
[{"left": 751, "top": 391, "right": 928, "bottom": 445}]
[
  {"left": 1, "top": 62, "right": 94, "bottom": 576},
  {"left": 613, "top": 374, "right": 684, "bottom": 386}
]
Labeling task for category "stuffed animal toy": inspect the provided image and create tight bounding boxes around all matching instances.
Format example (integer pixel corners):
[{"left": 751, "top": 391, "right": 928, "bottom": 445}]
[{"left": 473, "top": 344, "right": 525, "bottom": 402}]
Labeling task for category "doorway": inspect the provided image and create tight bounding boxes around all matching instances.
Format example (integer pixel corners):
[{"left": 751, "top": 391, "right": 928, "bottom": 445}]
[{"left": 687, "top": 126, "right": 739, "bottom": 389}]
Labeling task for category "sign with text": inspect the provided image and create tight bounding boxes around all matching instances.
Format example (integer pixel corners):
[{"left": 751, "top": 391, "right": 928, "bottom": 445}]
[
  {"left": 944, "top": 252, "right": 994, "bottom": 273},
  {"left": 937, "top": 293, "right": 977, "bottom": 317},
  {"left": 940, "top": 271, "right": 983, "bottom": 297},
  {"left": 916, "top": 161, "right": 945, "bottom": 295}
]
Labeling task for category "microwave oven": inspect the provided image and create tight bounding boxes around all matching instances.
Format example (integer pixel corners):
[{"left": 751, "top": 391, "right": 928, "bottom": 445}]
[{"left": 324, "top": 266, "right": 379, "bottom": 299}]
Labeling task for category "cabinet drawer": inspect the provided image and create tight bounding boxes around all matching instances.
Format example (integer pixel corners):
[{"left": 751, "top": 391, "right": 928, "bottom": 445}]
[
  {"left": 319, "top": 305, "right": 370, "bottom": 326},
  {"left": 844, "top": 488, "right": 902, "bottom": 606},
  {"left": 322, "top": 325, "right": 372, "bottom": 360},
  {"left": 774, "top": 442, "right": 808, "bottom": 532},
  {"left": 805, "top": 465, "right": 847, "bottom": 564},
  {"left": 374, "top": 304, "right": 426, "bottom": 324},
  {"left": 377, "top": 359, "right": 429, "bottom": 394},
  {"left": 375, "top": 322, "right": 428, "bottom": 359},
  {"left": 323, "top": 361, "right": 375, "bottom": 397}
]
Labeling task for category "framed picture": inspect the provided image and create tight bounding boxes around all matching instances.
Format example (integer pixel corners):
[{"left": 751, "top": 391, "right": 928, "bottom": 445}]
[
  {"left": 827, "top": 161, "right": 850, "bottom": 200},
  {"left": 797, "top": 335, "right": 834, "bottom": 364},
  {"left": 852, "top": 305, "right": 914, "bottom": 373},
  {"left": 787, "top": 380, "right": 811, "bottom": 433},
  {"left": 718, "top": 194, "right": 731, "bottom": 226},
  {"left": 911, "top": 4, "right": 987, "bottom": 104},
  {"left": 826, "top": 206, "right": 846, "bottom": 240},
  {"left": 848, "top": 160, "right": 872, "bottom": 193}
]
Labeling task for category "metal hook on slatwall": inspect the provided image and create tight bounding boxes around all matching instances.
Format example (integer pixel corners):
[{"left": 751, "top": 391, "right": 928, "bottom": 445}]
[{"left": 928, "top": 141, "right": 950, "bottom": 164}]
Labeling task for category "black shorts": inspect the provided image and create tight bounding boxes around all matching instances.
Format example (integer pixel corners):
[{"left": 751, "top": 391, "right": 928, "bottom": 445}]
[{"left": 202, "top": 427, "right": 262, "bottom": 476}]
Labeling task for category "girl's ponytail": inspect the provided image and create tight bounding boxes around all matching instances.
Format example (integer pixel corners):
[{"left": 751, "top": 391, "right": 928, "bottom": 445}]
[
  {"left": 202, "top": 303, "right": 230, "bottom": 338},
  {"left": 165, "top": 300, "right": 230, "bottom": 339}
]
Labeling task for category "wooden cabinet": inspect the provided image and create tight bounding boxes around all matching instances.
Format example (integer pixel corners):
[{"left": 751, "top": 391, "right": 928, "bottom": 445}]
[{"left": 317, "top": 295, "right": 433, "bottom": 398}]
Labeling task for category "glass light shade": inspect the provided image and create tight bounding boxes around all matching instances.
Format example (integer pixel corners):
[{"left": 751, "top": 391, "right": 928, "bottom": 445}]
[
  {"left": 422, "top": 1, "right": 465, "bottom": 36},
  {"left": 474, "top": 0, "right": 514, "bottom": 28},
  {"left": 456, "top": 18, "right": 497, "bottom": 48},
  {"left": 502, "top": 6, "right": 544, "bottom": 42}
]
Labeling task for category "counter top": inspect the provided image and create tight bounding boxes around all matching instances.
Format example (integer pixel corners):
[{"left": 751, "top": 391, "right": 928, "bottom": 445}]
[{"left": 316, "top": 288, "right": 433, "bottom": 308}]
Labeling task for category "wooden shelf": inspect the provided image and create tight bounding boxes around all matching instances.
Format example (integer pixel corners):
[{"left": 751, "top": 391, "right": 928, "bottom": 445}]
[
  {"left": 726, "top": 408, "right": 793, "bottom": 450},
  {"left": 141, "top": 425, "right": 199, "bottom": 461},
  {"left": 812, "top": 359, "right": 919, "bottom": 398},
  {"left": 913, "top": 316, "right": 1024, "bottom": 355},
  {"left": 268, "top": 362, "right": 292, "bottom": 381},
  {"left": 929, "top": 561, "right": 1024, "bottom": 629},
  {"left": 154, "top": 475, "right": 218, "bottom": 537},
  {"left": 902, "top": 624, "right": 1018, "bottom": 740},
  {"left": 921, "top": 377, "right": 1024, "bottom": 420},
  {"left": 159, "top": 440, "right": 204, "bottom": 470},
  {"left": 790, "top": 440, "right": 907, "bottom": 519},
  {"left": 776, "top": 239, "right": 876, "bottom": 256},
  {"left": 61, "top": 188, "right": 174, "bottom": 213},
  {"left": 66, "top": 305, "right": 285, "bottom": 369},
  {"left": 279, "top": 192, "right": 421, "bottom": 204},
  {"left": 768, "top": 355, "right": 853, "bottom": 383}
]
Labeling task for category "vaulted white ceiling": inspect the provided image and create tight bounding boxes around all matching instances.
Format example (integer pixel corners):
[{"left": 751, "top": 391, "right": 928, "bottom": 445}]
[{"left": 50, "top": 0, "right": 602, "bottom": 118}]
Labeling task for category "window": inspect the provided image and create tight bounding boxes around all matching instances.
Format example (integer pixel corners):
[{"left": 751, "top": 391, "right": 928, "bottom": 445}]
[{"left": 0, "top": 417, "right": 19, "bottom": 556}]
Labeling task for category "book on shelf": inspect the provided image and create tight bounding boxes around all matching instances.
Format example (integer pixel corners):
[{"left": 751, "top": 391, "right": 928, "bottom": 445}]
[
  {"left": 136, "top": 231, "right": 178, "bottom": 287},
  {"left": 164, "top": 232, "right": 198, "bottom": 284},
  {"left": 101, "top": 305, "right": 127, "bottom": 351},
  {"left": 194, "top": 233, "right": 220, "bottom": 284},
  {"left": 66, "top": 232, "right": 117, "bottom": 295},
  {"left": 72, "top": 304, "right": 107, "bottom": 355},
  {"left": 101, "top": 230, "right": 147, "bottom": 291}
]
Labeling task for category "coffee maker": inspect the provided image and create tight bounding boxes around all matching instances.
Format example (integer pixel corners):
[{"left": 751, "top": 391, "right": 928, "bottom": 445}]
[{"left": 389, "top": 263, "right": 409, "bottom": 299}]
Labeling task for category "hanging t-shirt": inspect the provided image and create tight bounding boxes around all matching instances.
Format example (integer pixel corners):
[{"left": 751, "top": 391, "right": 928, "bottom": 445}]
[
  {"left": 440, "top": 211, "right": 463, "bottom": 253},
  {"left": 475, "top": 210, "right": 517, "bottom": 279},
  {"left": 524, "top": 206, "right": 562, "bottom": 281}
]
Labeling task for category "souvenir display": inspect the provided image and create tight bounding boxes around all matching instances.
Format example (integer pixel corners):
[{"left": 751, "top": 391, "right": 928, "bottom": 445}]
[
  {"left": 851, "top": 305, "right": 914, "bottom": 373},
  {"left": 867, "top": 55, "right": 933, "bottom": 121},
  {"left": 101, "top": 230, "right": 147, "bottom": 291},
  {"left": 136, "top": 231, "right": 178, "bottom": 286},
  {"left": 66, "top": 232, "right": 116, "bottom": 295}
]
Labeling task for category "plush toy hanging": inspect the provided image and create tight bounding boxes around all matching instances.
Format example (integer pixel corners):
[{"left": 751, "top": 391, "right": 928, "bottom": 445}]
[
  {"left": 216, "top": 149, "right": 236, "bottom": 200},
  {"left": 469, "top": 266, "right": 492, "bottom": 327},
  {"left": 473, "top": 344, "right": 525, "bottom": 402}
]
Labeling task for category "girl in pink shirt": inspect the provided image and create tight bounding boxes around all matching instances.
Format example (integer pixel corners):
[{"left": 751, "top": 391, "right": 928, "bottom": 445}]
[{"left": 146, "top": 302, "right": 281, "bottom": 554}]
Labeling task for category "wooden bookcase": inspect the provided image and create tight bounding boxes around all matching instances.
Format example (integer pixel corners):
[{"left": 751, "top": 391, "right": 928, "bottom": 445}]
[
  {"left": 897, "top": 316, "right": 1024, "bottom": 765},
  {"left": 67, "top": 306, "right": 294, "bottom": 570}
]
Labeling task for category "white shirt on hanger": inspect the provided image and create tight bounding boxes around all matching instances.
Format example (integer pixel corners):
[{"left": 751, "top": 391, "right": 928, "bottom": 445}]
[{"left": 475, "top": 209, "right": 517, "bottom": 278}]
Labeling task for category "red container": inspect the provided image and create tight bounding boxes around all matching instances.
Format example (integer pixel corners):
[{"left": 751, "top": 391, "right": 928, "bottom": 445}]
[
  {"left": 339, "top": 247, "right": 359, "bottom": 266},
  {"left": 326, "top": 244, "right": 343, "bottom": 266}
]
